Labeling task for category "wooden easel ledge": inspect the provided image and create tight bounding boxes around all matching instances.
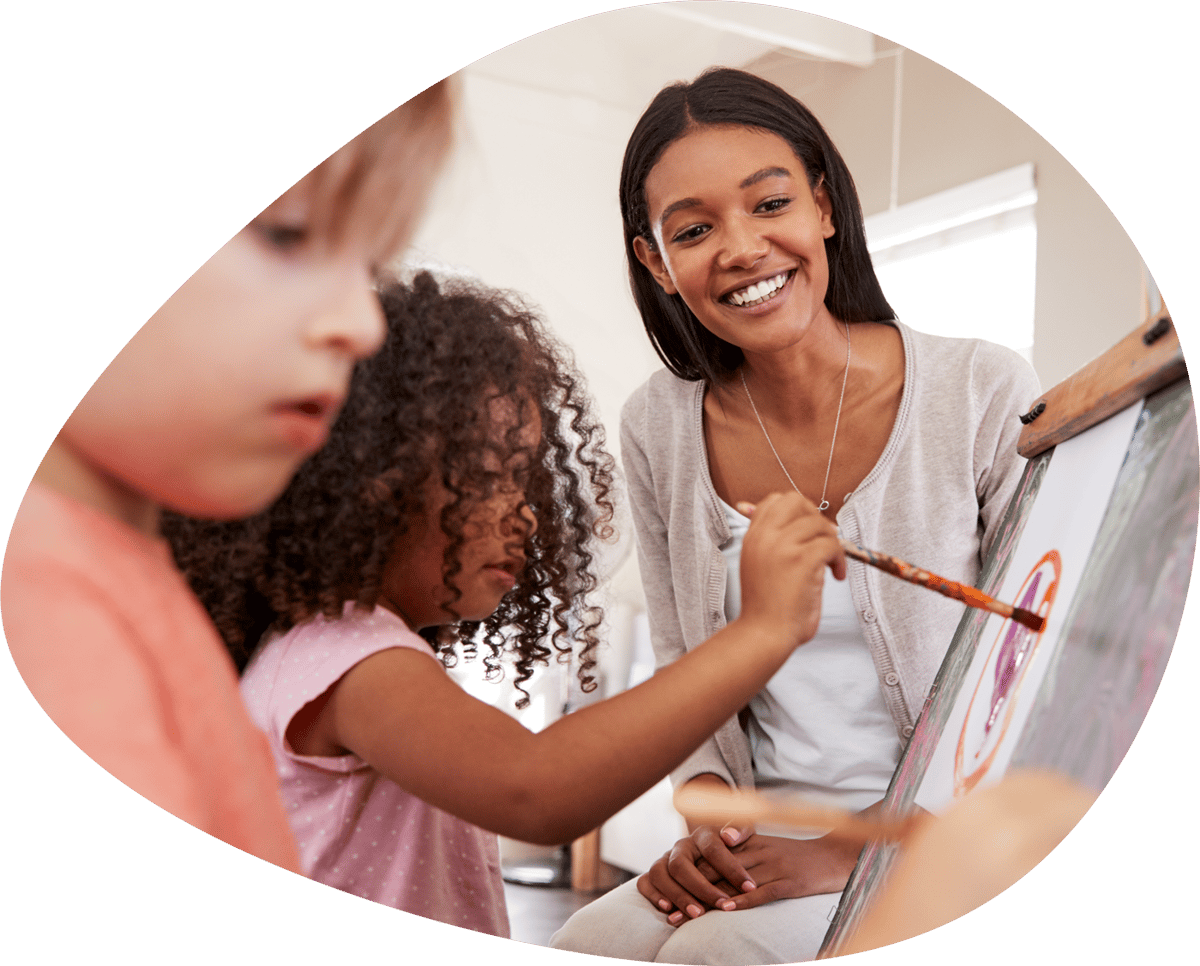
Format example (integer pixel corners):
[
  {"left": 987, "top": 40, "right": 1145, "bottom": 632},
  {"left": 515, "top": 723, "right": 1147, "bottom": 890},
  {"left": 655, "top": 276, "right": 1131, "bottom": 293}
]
[{"left": 1017, "top": 307, "right": 1186, "bottom": 459}]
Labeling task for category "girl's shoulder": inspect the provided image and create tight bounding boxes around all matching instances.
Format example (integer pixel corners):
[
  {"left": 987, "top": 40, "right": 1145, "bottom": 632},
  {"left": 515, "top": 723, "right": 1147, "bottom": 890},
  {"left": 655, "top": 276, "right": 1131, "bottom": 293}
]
[{"left": 243, "top": 604, "right": 436, "bottom": 685}]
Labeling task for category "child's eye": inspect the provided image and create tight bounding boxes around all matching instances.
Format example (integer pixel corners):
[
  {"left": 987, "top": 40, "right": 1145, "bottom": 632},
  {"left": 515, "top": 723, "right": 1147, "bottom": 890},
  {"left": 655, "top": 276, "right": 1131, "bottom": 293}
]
[
  {"left": 756, "top": 196, "right": 792, "bottom": 214},
  {"left": 254, "top": 221, "right": 309, "bottom": 251}
]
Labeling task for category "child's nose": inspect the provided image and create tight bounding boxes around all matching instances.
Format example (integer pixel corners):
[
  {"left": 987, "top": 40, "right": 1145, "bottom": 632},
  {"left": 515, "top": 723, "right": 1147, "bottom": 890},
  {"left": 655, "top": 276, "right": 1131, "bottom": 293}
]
[
  {"left": 502, "top": 503, "right": 537, "bottom": 540},
  {"left": 519, "top": 503, "right": 538, "bottom": 537},
  {"left": 309, "top": 273, "right": 387, "bottom": 360}
]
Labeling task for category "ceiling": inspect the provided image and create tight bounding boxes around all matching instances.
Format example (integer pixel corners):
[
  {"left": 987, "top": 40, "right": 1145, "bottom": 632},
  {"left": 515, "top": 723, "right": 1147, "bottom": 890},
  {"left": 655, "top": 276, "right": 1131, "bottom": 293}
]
[{"left": 467, "top": 3, "right": 877, "bottom": 113}]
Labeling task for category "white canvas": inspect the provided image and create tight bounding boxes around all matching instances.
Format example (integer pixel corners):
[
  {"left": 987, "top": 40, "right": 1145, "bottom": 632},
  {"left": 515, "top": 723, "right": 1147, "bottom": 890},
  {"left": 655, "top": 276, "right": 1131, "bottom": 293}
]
[{"left": 915, "top": 399, "right": 1144, "bottom": 812}]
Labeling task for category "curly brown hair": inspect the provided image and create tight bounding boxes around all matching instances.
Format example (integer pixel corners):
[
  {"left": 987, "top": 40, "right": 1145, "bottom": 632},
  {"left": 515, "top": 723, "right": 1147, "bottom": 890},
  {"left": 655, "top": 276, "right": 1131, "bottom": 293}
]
[{"left": 164, "top": 271, "right": 616, "bottom": 706}]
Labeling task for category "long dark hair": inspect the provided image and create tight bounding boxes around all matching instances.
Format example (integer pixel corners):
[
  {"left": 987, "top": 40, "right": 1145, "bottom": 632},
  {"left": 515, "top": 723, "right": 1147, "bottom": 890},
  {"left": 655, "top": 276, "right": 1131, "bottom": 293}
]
[
  {"left": 164, "top": 271, "right": 615, "bottom": 706},
  {"left": 619, "top": 67, "right": 894, "bottom": 383}
]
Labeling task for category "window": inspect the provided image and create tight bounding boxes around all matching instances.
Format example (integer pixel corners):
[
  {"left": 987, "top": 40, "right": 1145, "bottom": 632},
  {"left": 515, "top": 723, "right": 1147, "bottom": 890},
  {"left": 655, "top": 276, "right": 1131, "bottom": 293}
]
[{"left": 865, "top": 163, "right": 1037, "bottom": 362}]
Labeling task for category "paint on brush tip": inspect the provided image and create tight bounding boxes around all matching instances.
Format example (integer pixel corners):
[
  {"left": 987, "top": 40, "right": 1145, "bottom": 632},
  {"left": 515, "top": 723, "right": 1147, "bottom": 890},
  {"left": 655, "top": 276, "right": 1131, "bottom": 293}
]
[{"left": 1011, "top": 608, "right": 1046, "bottom": 633}]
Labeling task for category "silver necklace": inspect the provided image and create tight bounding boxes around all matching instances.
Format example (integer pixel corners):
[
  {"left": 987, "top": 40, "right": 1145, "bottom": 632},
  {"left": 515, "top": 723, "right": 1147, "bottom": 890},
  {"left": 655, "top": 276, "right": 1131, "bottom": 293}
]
[{"left": 740, "top": 323, "right": 851, "bottom": 513}]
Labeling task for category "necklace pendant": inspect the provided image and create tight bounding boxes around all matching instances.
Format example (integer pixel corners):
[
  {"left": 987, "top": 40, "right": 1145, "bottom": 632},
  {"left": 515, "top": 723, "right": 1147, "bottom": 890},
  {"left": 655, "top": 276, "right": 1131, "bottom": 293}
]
[{"left": 740, "top": 322, "right": 851, "bottom": 521}]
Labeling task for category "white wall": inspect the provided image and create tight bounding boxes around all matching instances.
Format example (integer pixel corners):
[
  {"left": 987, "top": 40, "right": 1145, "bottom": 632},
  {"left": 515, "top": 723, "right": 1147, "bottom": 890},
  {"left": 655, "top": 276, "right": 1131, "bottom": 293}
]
[
  {"left": 412, "top": 14, "right": 1150, "bottom": 460},
  {"left": 406, "top": 8, "right": 1154, "bottom": 872},
  {"left": 752, "top": 42, "right": 1147, "bottom": 388}
]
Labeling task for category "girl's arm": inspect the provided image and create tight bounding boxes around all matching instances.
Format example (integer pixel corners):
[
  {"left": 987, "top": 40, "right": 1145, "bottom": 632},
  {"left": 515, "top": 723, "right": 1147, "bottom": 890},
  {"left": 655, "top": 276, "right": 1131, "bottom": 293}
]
[{"left": 296, "top": 492, "right": 844, "bottom": 844}]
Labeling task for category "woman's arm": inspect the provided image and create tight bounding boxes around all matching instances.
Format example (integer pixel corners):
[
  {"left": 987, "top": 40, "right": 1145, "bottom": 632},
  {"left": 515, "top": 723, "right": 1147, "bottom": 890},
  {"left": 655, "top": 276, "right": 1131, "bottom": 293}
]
[
  {"left": 973, "top": 346, "right": 1042, "bottom": 557},
  {"left": 619, "top": 389, "right": 741, "bottom": 790},
  {"left": 300, "top": 492, "right": 844, "bottom": 844}
]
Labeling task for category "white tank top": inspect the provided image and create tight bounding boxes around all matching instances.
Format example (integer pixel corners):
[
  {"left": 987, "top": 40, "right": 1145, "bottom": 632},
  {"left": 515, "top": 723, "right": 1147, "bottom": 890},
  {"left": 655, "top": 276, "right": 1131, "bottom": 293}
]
[{"left": 720, "top": 499, "right": 901, "bottom": 814}]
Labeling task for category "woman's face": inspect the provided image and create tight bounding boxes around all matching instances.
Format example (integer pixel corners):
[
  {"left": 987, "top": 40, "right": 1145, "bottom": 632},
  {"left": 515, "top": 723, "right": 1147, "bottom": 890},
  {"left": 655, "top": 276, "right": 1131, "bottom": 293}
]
[
  {"left": 633, "top": 125, "right": 839, "bottom": 357},
  {"left": 379, "top": 400, "right": 541, "bottom": 631}
]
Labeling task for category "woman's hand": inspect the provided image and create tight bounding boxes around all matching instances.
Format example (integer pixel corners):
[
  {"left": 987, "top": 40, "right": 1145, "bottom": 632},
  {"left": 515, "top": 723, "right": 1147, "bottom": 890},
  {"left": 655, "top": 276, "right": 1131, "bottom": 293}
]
[
  {"left": 636, "top": 823, "right": 757, "bottom": 924},
  {"left": 638, "top": 830, "right": 863, "bottom": 923},
  {"left": 716, "top": 833, "right": 861, "bottom": 911}
]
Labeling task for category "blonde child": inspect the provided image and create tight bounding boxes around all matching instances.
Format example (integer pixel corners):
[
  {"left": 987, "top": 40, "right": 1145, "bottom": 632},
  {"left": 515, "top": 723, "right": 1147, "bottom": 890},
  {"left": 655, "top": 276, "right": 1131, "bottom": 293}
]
[
  {"left": 165, "top": 271, "right": 846, "bottom": 935},
  {"left": 1, "top": 83, "right": 453, "bottom": 872}
]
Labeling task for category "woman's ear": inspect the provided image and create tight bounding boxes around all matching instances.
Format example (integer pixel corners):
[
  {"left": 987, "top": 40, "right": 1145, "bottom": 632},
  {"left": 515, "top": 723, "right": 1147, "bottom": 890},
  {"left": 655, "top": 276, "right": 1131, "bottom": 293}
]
[
  {"left": 815, "top": 179, "right": 836, "bottom": 240},
  {"left": 632, "top": 235, "right": 678, "bottom": 296}
]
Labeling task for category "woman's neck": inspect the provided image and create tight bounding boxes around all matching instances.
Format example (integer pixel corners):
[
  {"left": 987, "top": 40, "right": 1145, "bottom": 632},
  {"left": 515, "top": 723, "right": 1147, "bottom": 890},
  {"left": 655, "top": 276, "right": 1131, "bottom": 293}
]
[
  {"left": 733, "top": 316, "right": 854, "bottom": 424},
  {"left": 34, "top": 438, "right": 160, "bottom": 537}
]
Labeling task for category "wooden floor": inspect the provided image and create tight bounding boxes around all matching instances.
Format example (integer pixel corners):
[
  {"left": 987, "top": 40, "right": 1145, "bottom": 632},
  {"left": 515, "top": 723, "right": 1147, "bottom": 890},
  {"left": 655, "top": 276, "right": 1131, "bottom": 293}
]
[
  {"left": 503, "top": 868, "right": 633, "bottom": 947},
  {"left": 503, "top": 881, "right": 601, "bottom": 947}
]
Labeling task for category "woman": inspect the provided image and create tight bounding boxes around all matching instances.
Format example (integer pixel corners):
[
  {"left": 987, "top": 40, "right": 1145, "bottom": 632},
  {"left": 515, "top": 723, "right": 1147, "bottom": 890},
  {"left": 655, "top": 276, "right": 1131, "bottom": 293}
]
[{"left": 551, "top": 67, "right": 1040, "bottom": 964}]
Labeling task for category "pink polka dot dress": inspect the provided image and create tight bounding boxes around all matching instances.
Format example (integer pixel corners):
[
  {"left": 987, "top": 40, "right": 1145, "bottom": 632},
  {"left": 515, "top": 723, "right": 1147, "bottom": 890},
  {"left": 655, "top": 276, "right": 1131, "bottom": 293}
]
[{"left": 240, "top": 604, "right": 509, "bottom": 937}]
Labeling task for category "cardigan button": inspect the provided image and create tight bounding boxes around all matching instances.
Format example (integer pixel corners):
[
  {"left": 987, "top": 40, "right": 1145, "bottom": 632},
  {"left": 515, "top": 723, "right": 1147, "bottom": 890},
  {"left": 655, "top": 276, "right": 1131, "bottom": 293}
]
[
  {"left": 901, "top": 725, "right": 914, "bottom": 738},
  {"left": 884, "top": 672, "right": 900, "bottom": 686},
  {"left": 862, "top": 609, "right": 876, "bottom": 623}
]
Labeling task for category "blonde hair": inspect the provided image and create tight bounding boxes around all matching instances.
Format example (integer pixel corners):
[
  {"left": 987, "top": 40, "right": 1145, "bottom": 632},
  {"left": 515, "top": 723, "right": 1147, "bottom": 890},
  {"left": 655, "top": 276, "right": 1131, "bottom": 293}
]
[{"left": 300, "top": 78, "right": 455, "bottom": 259}]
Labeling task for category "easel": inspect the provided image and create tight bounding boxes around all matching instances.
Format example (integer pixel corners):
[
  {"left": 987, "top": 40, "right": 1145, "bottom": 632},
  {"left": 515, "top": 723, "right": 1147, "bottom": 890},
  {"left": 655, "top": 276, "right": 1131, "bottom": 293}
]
[
  {"left": 677, "top": 307, "right": 1194, "bottom": 953},
  {"left": 812, "top": 305, "right": 1193, "bottom": 954}
]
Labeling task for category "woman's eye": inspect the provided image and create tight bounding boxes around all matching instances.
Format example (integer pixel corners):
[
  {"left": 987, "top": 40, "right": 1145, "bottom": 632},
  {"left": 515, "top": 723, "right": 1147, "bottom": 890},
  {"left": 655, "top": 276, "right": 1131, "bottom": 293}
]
[
  {"left": 757, "top": 196, "right": 792, "bottom": 214},
  {"left": 670, "top": 224, "right": 709, "bottom": 244},
  {"left": 254, "top": 222, "right": 309, "bottom": 251}
]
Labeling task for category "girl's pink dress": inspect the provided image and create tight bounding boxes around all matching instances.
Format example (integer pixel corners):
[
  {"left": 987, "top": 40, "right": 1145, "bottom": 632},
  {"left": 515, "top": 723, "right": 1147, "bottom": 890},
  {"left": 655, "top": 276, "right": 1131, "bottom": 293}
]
[{"left": 240, "top": 604, "right": 509, "bottom": 937}]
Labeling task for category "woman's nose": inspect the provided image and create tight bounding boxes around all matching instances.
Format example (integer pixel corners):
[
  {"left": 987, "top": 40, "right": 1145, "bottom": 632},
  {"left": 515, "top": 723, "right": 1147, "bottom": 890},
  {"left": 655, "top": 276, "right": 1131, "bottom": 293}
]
[
  {"left": 717, "top": 217, "right": 770, "bottom": 270},
  {"left": 307, "top": 268, "right": 387, "bottom": 361}
]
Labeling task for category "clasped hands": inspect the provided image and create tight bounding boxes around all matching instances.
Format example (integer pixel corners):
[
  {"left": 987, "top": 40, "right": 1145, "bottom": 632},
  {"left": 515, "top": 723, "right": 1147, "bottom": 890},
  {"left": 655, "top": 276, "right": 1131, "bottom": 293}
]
[{"left": 636, "top": 822, "right": 862, "bottom": 925}]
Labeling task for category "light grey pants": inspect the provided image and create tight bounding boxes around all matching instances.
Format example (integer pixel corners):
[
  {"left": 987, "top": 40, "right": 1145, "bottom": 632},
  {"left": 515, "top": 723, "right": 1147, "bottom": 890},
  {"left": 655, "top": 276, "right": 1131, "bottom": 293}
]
[{"left": 549, "top": 878, "right": 842, "bottom": 964}]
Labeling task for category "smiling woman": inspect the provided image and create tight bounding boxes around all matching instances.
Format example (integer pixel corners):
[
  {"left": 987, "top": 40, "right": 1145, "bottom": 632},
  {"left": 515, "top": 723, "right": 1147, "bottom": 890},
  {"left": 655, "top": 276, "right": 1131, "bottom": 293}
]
[
  {"left": 550, "top": 67, "right": 1042, "bottom": 965},
  {"left": 634, "top": 126, "right": 837, "bottom": 363}
]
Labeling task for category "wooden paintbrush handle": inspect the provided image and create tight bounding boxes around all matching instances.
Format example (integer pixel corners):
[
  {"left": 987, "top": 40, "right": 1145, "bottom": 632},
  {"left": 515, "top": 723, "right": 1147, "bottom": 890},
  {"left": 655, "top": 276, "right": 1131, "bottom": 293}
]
[
  {"left": 839, "top": 539, "right": 1018, "bottom": 622},
  {"left": 674, "top": 786, "right": 918, "bottom": 844}
]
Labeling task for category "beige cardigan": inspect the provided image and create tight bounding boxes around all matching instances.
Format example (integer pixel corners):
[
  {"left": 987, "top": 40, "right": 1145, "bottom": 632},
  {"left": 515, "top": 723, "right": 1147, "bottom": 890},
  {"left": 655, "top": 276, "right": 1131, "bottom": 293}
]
[{"left": 620, "top": 322, "right": 1041, "bottom": 790}]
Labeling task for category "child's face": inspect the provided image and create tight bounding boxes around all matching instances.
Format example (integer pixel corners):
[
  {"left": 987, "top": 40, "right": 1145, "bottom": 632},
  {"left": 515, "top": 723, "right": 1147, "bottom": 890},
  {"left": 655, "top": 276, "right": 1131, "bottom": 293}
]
[
  {"left": 380, "top": 403, "right": 541, "bottom": 631},
  {"left": 59, "top": 178, "right": 391, "bottom": 520}
]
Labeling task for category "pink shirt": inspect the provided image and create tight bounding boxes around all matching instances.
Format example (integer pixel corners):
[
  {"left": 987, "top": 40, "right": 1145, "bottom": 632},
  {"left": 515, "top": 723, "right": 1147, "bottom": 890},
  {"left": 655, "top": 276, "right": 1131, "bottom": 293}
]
[
  {"left": 2, "top": 484, "right": 302, "bottom": 872},
  {"left": 240, "top": 604, "right": 509, "bottom": 937}
]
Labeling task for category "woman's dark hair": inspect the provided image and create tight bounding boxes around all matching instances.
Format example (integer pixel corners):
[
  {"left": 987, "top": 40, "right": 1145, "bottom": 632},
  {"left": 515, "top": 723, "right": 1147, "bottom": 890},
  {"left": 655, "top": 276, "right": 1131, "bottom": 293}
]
[
  {"left": 164, "top": 271, "right": 615, "bottom": 706},
  {"left": 619, "top": 67, "right": 895, "bottom": 383}
]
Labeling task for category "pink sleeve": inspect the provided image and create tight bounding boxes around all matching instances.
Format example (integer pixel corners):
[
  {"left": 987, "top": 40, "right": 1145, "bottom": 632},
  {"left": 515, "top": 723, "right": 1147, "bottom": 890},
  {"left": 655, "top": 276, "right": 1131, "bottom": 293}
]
[
  {"left": 5, "top": 566, "right": 208, "bottom": 827},
  {"left": 246, "top": 607, "right": 439, "bottom": 770}
]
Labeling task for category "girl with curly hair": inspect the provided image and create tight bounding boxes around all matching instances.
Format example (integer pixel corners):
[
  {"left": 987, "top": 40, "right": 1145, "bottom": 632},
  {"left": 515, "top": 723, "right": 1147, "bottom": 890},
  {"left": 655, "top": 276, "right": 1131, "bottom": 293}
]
[{"left": 165, "top": 270, "right": 845, "bottom": 937}]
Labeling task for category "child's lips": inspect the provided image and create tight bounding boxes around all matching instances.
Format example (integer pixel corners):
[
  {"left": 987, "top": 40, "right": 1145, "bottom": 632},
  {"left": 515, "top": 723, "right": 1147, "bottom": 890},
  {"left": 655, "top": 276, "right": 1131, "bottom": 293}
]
[
  {"left": 483, "top": 556, "right": 524, "bottom": 590},
  {"left": 271, "top": 393, "right": 343, "bottom": 452}
]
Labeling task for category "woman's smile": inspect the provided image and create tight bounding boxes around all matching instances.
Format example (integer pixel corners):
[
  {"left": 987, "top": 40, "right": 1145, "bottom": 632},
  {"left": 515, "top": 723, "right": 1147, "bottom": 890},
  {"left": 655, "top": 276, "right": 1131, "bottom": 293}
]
[
  {"left": 720, "top": 269, "right": 796, "bottom": 309},
  {"left": 635, "top": 125, "right": 839, "bottom": 354}
]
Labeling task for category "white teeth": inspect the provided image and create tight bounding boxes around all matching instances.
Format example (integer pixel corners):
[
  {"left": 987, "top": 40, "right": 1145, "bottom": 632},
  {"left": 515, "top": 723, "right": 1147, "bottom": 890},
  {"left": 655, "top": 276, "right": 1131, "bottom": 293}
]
[{"left": 728, "top": 272, "right": 788, "bottom": 306}]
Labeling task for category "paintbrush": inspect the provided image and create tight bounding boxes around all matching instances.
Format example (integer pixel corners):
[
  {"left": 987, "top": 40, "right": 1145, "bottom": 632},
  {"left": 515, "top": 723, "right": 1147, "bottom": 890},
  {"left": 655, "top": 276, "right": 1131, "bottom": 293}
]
[
  {"left": 673, "top": 785, "right": 921, "bottom": 844},
  {"left": 839, "top": 539, "right": 1046, "bottom": 633}
]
